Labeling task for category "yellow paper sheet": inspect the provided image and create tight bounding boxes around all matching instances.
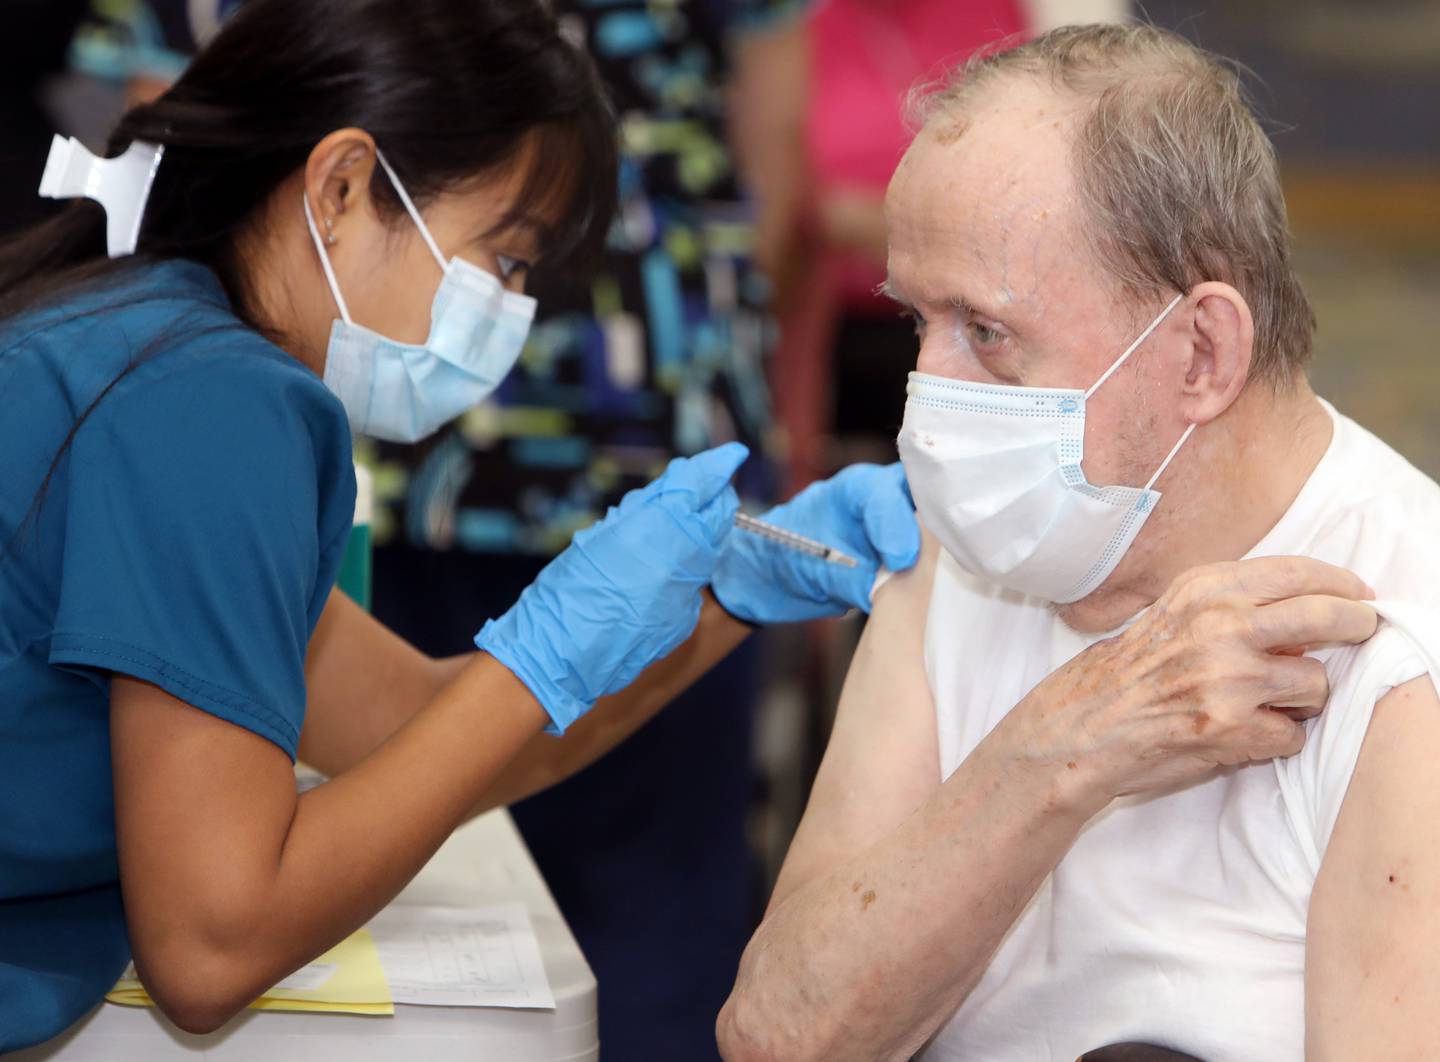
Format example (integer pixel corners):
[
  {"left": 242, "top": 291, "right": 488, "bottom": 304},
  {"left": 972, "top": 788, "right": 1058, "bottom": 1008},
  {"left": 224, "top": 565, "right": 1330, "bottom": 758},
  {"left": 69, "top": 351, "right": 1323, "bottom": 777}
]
[{"left": 106, "top": 927, "right": 394, "bottom": 1017}]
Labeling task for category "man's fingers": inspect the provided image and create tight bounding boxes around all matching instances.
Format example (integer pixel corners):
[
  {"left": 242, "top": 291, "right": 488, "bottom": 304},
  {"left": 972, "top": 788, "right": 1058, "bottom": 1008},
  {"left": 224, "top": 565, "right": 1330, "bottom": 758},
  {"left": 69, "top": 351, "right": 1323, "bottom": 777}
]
[
  {"left": 1229, "top": 556, "right": 1374, "bottom": 606},
  {"left": 1254, "top": 652, "right": 1330, "bottom": 710},
  {"left": 1248, "top": 594, "right": 1379, "bottom": 651},
  {"left": 1268, "top": 704, "right": 1323, "bottom": 722},
  {"left": 1251, "top": 712, "right": 1307, "bottom": 760}
]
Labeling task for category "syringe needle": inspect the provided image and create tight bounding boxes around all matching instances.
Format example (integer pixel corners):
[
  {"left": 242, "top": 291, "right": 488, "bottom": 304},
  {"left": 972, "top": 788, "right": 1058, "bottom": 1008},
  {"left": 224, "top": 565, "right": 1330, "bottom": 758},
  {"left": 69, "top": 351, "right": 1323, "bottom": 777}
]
[{"left": 733, "top": 512, "right": 860, "bottom": 568}]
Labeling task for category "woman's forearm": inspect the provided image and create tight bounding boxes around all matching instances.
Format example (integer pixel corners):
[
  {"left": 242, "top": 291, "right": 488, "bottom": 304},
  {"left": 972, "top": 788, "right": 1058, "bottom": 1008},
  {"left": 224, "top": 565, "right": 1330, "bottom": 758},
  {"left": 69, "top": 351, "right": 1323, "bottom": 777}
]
[
  {"left": 718, "top": 736, "right": 1101, "bottom": 1062},
  {"left": 300, "top": 588, "right": 751, "bottom": 792},
  {"left": 470, "top": 591, "right": 753, "bottom": 812},
  {"left": 117, "top": 656, "right": 547, "bottom": 1031},
  {"left": 127, "top": 596, "right": 752, "bottom": 1030}
]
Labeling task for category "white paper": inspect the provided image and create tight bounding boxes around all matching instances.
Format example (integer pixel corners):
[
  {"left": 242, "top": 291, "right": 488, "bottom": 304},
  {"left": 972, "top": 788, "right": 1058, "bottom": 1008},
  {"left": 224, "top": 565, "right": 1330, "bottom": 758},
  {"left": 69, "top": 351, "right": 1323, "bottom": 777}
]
[
  {"left": 272, "top": 962, "right": 337, "bottom": 991},
  {"left": 366, "top": 903, "right": 556, "bottom": 1009}
]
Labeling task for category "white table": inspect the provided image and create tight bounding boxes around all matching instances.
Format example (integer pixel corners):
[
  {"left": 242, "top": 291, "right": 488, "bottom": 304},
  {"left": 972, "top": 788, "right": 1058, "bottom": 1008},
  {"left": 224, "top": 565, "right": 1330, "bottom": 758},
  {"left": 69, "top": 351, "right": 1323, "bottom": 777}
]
[{"left": 14, "top": 810, "right": 599, "bottom": 1061}]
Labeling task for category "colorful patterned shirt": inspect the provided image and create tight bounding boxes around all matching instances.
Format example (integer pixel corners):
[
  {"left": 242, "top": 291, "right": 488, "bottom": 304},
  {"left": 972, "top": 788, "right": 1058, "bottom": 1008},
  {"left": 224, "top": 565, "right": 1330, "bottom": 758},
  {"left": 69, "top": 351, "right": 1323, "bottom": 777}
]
[{"left": 364, "top": 0, "right": 801, "bottom": 554}]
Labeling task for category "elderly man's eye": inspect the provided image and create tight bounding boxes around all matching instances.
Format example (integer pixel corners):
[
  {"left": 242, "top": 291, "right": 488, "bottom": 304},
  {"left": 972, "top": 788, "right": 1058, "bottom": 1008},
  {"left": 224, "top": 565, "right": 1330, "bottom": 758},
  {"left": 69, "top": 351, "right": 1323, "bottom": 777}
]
[{"left": 969, "top": 321, "right": 1004, "bottom": 347}]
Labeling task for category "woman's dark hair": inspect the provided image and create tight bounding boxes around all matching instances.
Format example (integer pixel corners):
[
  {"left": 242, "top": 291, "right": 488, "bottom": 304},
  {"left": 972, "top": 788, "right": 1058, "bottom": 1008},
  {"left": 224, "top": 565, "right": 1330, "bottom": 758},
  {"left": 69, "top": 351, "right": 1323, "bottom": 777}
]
[
  {"left": 0, "top": 0, "right": 618, "bottom": 326},
  {"left": 0, "top": 0, "right": 616, "bottom": 558}
]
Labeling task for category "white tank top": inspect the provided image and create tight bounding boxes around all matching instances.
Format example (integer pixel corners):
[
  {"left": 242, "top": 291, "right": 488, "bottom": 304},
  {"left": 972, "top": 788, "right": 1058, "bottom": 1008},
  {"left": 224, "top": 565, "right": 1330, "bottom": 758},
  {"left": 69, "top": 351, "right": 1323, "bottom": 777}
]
[{"left": 920, "top": 403, "right": 1440, "bottom": 1061}]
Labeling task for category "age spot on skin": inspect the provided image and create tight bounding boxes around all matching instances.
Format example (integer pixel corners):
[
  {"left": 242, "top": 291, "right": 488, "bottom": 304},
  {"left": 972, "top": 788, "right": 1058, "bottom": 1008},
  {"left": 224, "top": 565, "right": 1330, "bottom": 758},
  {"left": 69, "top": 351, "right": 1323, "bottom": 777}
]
[
  {"left": 1191, "top": 711, "right": 1211, "bottom": 734},
  {"left": 861, "top": 890, "right": 877, "bottom": 911},
  {"left": 852, "top": 882, "right": 861, "bottom": 893}
]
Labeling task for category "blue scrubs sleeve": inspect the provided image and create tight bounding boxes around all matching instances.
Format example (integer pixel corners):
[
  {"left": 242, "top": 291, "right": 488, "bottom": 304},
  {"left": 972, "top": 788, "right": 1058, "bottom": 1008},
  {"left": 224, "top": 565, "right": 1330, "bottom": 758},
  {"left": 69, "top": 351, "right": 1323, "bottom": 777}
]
[{"left": 48, "top": 355, "right": 354, "bottom": 757}]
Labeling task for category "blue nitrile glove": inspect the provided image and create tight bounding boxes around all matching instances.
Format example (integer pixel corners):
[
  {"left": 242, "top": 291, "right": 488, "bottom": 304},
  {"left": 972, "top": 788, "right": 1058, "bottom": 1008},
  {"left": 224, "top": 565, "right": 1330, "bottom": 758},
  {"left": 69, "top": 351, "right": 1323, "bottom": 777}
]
[
  {"left": 710, "top": 462, "right": 920, "bottom": 625},
  {"left": 475, "top": 443, "right": 747, "bottom": 734}
]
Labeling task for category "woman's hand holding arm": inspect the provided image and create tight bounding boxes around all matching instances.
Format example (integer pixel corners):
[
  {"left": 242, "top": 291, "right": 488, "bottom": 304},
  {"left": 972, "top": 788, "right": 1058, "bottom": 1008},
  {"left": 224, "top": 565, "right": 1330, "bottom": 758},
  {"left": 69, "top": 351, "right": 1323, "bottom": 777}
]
[{"left": 113, "top": 656, "right": 545, "bottom": 1034}]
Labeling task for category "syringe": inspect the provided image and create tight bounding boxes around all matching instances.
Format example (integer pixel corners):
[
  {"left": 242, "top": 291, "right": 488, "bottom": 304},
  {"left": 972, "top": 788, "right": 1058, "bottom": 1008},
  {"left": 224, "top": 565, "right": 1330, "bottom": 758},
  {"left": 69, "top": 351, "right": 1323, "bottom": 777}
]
[{"left": 733, "top": 512, "right": 860, "bottom": 568}]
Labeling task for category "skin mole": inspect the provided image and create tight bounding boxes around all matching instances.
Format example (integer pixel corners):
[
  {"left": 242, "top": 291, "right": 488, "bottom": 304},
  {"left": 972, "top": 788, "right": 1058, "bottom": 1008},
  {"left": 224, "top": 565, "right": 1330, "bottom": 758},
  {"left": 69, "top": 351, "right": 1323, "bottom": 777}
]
[{"left": 861, "top": 890, "right": 877, "bottom": 911}]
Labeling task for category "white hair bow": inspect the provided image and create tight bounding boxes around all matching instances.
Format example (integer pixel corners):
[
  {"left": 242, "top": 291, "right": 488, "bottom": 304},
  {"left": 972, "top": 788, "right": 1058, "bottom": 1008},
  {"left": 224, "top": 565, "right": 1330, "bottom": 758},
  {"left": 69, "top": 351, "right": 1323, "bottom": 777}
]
[{"left": 38, "top": 135, "right": 166, "bottom": 258}]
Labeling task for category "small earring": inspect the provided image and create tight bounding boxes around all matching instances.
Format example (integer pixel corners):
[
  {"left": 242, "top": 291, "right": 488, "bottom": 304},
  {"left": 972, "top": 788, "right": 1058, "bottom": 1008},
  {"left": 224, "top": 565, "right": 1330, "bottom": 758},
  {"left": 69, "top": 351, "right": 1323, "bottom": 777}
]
[{"left": 324, "top": 217, "right": 337, "bottom": 245}]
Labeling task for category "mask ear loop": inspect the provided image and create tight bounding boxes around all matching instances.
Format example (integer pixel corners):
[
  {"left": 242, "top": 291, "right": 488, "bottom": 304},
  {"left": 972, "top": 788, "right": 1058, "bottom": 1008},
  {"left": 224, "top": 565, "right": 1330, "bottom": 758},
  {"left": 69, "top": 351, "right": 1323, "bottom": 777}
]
[
  {"left": 373, "top": 150, "right": 449, "bottom": 273},
  {"left": 1084, "top": 293, "right": 1186, "bottom": 400},
  {"left": 303, "top": 192, "right": 353, "bottom": 324},
  {"left": 1144, "top": 422, "right": 1197, "bottom": 491},
  {"left": 1077, "top": 292, "right": 1194, "bottom": 491}
]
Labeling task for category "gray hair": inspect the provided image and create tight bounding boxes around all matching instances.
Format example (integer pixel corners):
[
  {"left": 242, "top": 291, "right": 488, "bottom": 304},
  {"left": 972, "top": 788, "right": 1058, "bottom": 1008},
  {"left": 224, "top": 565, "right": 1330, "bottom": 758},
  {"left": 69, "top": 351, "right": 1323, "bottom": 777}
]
[{"left": 912, "top": 23, "right": 1315, "bottom": 385}]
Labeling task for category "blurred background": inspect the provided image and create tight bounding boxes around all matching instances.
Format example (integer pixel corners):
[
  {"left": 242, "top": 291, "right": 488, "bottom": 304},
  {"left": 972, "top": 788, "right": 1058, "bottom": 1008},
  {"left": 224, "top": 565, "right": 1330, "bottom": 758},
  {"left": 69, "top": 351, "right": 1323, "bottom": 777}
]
[{"left": 4, "top": 1, "right": 1434, "bottom": 1057}]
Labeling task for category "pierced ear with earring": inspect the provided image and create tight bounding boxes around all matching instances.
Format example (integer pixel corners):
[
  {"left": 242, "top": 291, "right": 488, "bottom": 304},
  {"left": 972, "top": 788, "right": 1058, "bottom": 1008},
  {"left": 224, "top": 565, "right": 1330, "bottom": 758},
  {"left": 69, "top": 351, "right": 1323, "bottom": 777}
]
[{"left": 324, "top": 216, "right": 337, "bottom": 246}]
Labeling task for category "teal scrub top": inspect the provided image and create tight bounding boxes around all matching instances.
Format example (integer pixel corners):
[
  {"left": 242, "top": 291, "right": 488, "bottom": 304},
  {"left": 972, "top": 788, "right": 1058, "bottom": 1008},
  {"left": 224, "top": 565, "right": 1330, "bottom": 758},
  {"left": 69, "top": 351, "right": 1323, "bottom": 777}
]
[{"left": 0, "top": 259, "right": 355, "bottom": 1050}]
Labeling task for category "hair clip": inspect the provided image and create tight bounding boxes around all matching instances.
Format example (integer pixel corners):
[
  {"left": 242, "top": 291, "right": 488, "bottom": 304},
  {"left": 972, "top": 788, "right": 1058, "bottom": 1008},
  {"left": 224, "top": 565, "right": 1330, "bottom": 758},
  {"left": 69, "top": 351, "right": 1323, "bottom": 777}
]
[{"left": 38, "top": 135, "right": 166, "bottom": 258}]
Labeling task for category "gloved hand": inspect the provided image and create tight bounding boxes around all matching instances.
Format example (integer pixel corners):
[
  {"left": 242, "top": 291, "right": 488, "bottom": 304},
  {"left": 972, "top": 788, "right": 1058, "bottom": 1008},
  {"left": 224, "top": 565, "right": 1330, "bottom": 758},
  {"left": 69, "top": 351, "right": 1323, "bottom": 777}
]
[
  {"left": 710, "top": 462, "right": 920, "bottom": 625},
  {"left": 476, "top": 443, "right": 747, "bottom": 734}
]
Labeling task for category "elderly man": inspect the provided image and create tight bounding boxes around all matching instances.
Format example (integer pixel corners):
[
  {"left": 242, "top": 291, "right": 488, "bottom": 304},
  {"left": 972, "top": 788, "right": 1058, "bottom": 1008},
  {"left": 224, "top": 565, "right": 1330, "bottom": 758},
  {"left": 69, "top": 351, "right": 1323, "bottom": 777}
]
[{"left": 718, "top": 23, "right": 1440, "bottom": 1062}]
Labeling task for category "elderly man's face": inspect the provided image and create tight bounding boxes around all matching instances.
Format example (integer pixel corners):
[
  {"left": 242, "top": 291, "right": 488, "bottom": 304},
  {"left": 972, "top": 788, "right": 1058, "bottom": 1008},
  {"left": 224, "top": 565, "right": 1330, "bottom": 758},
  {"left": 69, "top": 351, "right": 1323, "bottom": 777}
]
[{"left": 884, "top": 78, "right": 1186, "bottom": 497}]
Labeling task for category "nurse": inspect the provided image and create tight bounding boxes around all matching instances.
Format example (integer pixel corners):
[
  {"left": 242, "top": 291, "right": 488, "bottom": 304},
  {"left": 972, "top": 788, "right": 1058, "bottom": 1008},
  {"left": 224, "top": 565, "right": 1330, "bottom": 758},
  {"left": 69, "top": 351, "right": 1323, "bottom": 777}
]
[{"left": 0, "top": 0, "right": 918, "bottom": 1049}]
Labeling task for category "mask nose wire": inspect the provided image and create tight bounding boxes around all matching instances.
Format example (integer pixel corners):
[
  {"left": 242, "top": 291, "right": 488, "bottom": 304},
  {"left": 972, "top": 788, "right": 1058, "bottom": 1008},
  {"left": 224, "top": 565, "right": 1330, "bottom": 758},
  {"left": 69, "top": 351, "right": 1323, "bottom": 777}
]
[
  {"left": 1083, "top": 292, "right": 1186, "bottom": 400},
  {"left": 374, "top": 150, "right": 449, "bottom": 274}
]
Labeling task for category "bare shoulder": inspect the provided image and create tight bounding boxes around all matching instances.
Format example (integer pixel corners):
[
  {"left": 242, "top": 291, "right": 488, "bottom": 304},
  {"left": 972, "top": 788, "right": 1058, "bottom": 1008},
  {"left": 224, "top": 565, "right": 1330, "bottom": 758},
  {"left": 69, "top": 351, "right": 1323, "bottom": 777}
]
[
  {"left": 767, "top": 531, "right": 944, "bottom": 911},
  {"left": 870, "top": 526, "right": 942, "bottom": 628},
  {"left": 1307, "top": 673, "right": 1440, "bottom": 1054}
]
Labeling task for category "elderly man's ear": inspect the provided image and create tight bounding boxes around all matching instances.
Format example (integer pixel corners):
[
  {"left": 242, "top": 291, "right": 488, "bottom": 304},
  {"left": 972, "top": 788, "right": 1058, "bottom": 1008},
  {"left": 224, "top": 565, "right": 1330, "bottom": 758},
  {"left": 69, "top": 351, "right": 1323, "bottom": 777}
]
[{"left": 1179, "top": 281, "right": 1255, "bottom": 426}]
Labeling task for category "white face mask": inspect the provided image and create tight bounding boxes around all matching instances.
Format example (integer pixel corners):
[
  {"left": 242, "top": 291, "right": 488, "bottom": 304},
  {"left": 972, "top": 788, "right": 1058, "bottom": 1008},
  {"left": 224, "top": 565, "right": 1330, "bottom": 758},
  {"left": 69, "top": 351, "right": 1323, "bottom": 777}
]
[
  {"left": 304, "top": 151, "right": 537, "bottom": 443},
  {"left": 898, "top": 294, "right": 1191, "bottom": 604}
]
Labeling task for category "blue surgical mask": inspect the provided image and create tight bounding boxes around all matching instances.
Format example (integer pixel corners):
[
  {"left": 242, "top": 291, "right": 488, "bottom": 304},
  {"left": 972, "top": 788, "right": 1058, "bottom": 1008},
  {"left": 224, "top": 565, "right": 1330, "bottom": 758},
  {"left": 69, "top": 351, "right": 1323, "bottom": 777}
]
[{"left": 304, "top": 151, "right": 537, "bottom": 443}]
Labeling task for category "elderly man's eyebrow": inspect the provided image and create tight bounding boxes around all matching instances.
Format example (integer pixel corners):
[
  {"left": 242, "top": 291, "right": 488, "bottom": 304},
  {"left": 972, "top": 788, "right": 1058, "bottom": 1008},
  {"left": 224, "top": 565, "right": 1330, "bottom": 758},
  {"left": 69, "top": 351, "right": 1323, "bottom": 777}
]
[
  {"left": 878, "top": 278, "right": 1012, "bottom": 324},
  {"left": 951, "top": 294, "right": 1001, "bottom": 321}
]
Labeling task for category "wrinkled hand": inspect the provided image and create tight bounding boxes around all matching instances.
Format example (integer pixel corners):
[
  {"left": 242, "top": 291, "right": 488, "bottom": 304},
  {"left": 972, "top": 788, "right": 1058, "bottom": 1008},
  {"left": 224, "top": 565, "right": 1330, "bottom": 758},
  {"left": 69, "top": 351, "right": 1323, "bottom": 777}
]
[
  {"left": 995, "top": 557, "right": 1379, "bottom": 805},
  {"left": 710, "top": 463, "right": 921, "bottom": 625},
  {"left": 476, "top": 443, "right": 746, "bottom": 734}
]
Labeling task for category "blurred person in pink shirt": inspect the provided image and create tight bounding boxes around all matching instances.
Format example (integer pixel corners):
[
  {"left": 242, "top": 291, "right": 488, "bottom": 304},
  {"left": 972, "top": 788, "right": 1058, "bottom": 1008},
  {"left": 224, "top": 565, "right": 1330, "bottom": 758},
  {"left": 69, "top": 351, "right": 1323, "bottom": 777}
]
[{"left": 770, "top": 0, "right": 1127, "bottom": 488}]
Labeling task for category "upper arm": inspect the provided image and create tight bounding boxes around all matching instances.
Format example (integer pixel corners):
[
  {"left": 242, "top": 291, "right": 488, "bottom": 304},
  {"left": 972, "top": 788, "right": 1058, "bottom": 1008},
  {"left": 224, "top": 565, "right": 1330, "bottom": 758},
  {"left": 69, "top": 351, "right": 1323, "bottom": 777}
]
[
  {"left": 767, "top": 534, "right": 942, "bottom": 912},
  {"left": 111, "top": 675, "right": 297, "bottom": 994},
  {"left": 1306, "top": 673, "right": 1440, "bottom": 1058},
  {"left": 299, "top": 589, "right": 456, "bottom": 774},
  {"left": 53, "top": 358, "right": 352, "bottom": 756}
]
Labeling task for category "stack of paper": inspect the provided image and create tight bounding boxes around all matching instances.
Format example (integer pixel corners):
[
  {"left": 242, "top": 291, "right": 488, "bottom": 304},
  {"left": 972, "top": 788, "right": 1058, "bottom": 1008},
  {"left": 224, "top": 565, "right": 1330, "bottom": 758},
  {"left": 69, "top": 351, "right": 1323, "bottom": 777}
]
[
  {"left": 368, "top": 903, "right": 556, "bottom": 1009},
  {"left": 106, "top": 904, "right": 555, "bottom": 1018},
  {"left": 107, "top": 928, "right": 394, "bottom": 1016}
]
